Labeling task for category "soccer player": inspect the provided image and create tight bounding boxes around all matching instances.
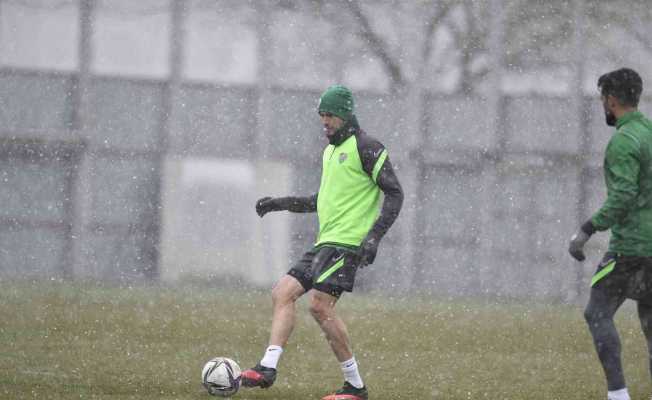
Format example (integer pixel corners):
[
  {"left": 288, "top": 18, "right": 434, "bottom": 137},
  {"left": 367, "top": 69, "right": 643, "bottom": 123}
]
[
  {"left": 569, "top": 68, "right": 652, "bottom": 400},
  {"left": 241, "top": 85, "right": 403, "bottom": 400}
]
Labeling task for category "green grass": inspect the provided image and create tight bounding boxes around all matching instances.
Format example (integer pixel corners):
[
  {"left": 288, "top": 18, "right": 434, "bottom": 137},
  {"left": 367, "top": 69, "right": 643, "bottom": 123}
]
[{"left": 0, "top": 280, "right": 650, "bottom": 399}]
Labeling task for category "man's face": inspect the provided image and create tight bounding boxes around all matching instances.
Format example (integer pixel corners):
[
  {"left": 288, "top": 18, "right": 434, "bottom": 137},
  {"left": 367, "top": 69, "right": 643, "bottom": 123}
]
[
  {"left": 319, "top": 112, "right": 345, "bottom": 139},
  {"left": 602, "top": 94, "right": 617, "bottom": 126}
]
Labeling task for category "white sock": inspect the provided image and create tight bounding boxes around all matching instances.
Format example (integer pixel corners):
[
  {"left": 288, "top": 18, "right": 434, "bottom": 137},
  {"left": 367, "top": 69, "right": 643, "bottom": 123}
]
[
  {"left": 260, "top": 345, "right": 283, "bottom": 369},
  {"left": 607, "top": 388, "right": 630, "bottom": 400},
  {"left": 341, "top": 357, "right": 364, "bottom": 389}
]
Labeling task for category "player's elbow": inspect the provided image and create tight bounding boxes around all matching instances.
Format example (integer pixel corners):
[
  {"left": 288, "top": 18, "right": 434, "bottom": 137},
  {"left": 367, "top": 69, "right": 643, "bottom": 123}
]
[
  {"left": 395, "top": 186, "right": 404, "bottom": 208},
  {"left": 386, "top": 186, "right": 404, "bottom": 214}
]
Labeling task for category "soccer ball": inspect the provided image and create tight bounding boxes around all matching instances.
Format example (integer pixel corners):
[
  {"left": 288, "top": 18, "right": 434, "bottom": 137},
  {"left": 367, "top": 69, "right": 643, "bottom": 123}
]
[{"left": 201, "top": 357, "right": 241, "bottom": 397}]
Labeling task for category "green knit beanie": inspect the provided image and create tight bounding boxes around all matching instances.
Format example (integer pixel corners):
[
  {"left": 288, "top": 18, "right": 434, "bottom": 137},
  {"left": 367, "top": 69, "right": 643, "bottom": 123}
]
[{"left": 318, "top": 85, "right": 354, "bottom": 121}]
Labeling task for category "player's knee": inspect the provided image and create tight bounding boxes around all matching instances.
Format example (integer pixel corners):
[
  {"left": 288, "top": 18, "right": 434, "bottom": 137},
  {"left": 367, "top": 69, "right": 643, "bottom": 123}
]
[
  {"left": 583, "top": 306, "right": 596, "bottom": 324},
  {"left": 584, "top": 305, "right": 606, "bottom": 325},
  {"left": 271, "top": 285, "right": 293, "bottom": 307},
  {"left": 308, "top": 299, "right": 331, "bottom": 322}
]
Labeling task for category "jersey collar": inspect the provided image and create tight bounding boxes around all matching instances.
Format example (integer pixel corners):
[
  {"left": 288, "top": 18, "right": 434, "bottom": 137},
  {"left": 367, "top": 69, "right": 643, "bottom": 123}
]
[
  {"left": 616, "top": 110, "right": 644, "bottom": 129},
  {"left": 329, "top": 115, "right": 360, "bottom": 146}
]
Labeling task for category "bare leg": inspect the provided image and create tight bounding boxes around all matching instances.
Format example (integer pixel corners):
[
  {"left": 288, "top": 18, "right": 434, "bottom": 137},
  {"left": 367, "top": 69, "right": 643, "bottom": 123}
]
[
  {"left": 241, "top": 275, "right": 306, "bottom": 389},
  {"left": 269, "top": 275, "right": 306, "bottom": 347},
  {"left": 309, "top": 290, "right": 353, "bottom": 362}
]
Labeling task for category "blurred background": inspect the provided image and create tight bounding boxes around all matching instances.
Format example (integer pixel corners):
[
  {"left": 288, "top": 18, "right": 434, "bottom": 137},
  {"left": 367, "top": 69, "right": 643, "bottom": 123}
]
[{"left": 1, "top": 0, "right": 651, "bottom": 302}]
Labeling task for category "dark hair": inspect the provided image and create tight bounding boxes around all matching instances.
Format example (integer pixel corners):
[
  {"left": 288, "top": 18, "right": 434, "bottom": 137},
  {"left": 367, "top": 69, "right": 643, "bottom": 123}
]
[{"left": 597, "top": 68, "right": 643, "bottom": 107}]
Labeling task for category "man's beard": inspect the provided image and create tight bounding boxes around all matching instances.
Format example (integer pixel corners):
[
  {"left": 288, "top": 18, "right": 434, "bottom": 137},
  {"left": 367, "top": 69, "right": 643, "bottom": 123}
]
[{"left": 605, "top": 111, "right": 616, "bottom": 126}]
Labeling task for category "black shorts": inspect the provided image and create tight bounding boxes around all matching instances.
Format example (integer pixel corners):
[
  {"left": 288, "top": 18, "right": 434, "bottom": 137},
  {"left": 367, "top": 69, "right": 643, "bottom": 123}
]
[
  {"left": 591, "top": 252, "right": 652, "bottom": 300},
  {"left": 287, "top": 245, "right": 360, "bottom": 298}
]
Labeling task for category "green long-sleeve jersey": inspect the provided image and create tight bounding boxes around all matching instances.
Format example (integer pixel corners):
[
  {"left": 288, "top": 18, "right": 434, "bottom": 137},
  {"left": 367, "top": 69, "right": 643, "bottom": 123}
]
[{"left": 591, "top": 111, "right": 652, "bottom": 255}]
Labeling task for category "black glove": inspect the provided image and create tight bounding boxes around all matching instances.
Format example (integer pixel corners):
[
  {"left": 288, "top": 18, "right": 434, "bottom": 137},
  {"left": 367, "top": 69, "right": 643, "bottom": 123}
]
[
  {"left": 568, "top": 229, "right": 590, "bottom": 261},
  {"left": 255, "top": 197, "right": 286, "bottom": 217},
  {"left": 357, "top": 235, "right": 380, "bottom": 267}
]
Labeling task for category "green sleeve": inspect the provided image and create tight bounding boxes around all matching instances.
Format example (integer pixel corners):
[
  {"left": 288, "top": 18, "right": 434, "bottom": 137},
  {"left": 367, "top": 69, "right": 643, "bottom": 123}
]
[{"left": 591, "top": 132, "right": 641, "bottom": 230}]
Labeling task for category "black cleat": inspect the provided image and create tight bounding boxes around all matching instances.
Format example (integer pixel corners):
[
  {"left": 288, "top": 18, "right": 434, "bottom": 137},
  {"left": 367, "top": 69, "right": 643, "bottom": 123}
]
[
  {"left": 321, "top": 381, "right": 368, "bottom": 400},
  {"left": 240, "top": 363, "right": 277, "bottom": 389}
]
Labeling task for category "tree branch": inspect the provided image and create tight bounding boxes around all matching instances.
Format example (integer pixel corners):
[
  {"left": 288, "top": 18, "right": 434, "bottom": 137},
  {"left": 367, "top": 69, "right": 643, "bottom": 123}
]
[
  {"left": 344, "top": 0, "right": 405, "bottom": 90},
  {"left": 421, "top": 1, "right": 454, "bottom": 66}
]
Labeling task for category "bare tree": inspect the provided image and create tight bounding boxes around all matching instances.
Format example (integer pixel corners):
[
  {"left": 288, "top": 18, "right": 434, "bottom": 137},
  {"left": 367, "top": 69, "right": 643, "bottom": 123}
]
[
  {"left": 341, "top": 0, "right": 491, "bottom": 94},
  {"left": 263, "top": 0, "right": 652, "bottom": 94}
]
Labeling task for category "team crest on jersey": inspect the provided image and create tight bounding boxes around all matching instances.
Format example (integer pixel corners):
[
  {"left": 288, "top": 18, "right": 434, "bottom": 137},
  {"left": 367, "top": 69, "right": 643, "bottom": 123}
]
[{"left": 338, "top": 152, "right": 348, "bottom": 163}]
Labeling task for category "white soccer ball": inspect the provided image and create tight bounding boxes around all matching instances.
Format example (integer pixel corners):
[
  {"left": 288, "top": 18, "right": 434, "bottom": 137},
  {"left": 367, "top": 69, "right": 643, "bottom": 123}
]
[{"left": 201, "top": 357, "right": 241, "bottom": 397}]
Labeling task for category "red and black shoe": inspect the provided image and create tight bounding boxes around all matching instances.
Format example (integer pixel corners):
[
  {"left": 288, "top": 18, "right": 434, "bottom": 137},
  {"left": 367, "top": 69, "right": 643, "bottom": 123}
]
[
  {"left": 240, "top": 363, "right": 277, "bottom": 389},
  {"left": 322, "top": 381, "right": 368, "bottom": 400}
]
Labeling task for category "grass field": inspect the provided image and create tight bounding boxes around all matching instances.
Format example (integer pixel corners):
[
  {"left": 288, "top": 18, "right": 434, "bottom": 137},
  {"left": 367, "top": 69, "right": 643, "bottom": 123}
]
[{"left": 1, "top": 280, "right": 650, "bottom": 400}]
